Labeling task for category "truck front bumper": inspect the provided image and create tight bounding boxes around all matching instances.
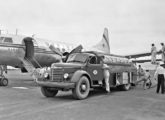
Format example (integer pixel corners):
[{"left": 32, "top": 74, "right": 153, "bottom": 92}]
[{"left": 36, "top": 79, "right": 75, "bottom": 89}]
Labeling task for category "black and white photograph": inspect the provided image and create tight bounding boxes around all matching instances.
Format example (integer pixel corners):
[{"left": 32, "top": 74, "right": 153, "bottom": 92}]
[{"left": 0, "top": 0, "right": 165, "bottom": 120}]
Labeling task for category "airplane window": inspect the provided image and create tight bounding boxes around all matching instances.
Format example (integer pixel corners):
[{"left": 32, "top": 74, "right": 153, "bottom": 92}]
[{"left": 4, "top": 37, "right": 13, "bottom": 43}]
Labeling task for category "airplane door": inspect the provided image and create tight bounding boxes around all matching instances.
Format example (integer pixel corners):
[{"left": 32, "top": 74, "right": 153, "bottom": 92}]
[
  {"left": 86, "top": 56, "right": 104, "bottom": 81},
  {"left": 23, "top": 37, "right": 34, "bottom": 59}
]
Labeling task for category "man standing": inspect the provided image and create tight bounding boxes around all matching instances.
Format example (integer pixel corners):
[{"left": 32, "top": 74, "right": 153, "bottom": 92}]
[
  {"left": 154, "top": 63, "right": 165, "bottom": 94},
  {"left": 138, "top": 65, "right": 144, "bottom": 79},
  {"left": 103, "top": 63, "right": 110, "bottom": 93},
  {"left": 151, "top": 43, "right": 157, "bottom": 64},
  {"left": 101, "top": 56, "right": 110, "bottom": 93},
  {"left": 160, "top": 43, "right": 165, "bottom": 63},
  {"left": 143, "top": 70, "right": 151, "bottom": 89}
]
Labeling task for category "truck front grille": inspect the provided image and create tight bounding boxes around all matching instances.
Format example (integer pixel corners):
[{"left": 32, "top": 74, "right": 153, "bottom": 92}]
[{"left": 51, "top": 68, "right": 63, "bottom": 82}]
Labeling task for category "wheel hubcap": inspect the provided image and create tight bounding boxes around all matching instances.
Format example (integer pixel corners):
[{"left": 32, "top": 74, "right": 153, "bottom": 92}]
[{"left": 81, "top": 84, "right": 87, "bottom": 91}]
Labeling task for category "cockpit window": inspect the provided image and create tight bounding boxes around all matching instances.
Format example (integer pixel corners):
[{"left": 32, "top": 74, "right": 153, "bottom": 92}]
[{"left": 4, "top": 37, "right": 13, "bottom": 43}]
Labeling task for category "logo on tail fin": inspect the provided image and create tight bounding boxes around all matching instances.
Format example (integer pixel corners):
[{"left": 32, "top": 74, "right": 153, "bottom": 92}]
[{"left": 92, "top": 28, "right": 110, "bottom": 54}]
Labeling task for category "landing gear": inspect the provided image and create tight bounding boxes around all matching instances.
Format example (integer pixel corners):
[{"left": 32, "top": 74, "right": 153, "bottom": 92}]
[
  {"left": 0, "top": 65, "right": 8, "bottom": 86},
  {"left": 0, "top": 77, "right": 8, "bottom": 86}
]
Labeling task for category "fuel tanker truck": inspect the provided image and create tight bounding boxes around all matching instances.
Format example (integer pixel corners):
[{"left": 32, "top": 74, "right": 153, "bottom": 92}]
[{"left": 36, "top": 51, "right": 137, "bottom": 100}]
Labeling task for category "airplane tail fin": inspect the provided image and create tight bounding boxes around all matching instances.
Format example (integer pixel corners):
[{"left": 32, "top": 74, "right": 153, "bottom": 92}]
[{"left": 92, "top": 28, "right": 110, "bottom": 54}]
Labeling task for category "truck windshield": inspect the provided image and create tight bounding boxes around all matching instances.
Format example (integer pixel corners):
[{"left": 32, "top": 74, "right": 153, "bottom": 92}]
[{"left": 66, "top": 53, "right": 88, "bottom": 63}]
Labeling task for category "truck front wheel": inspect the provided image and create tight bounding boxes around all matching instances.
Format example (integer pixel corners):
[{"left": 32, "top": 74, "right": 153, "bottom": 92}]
[
  {"left": 41, "top": 87, "right": 58, "bottom": 97},
  {"left": 72, "top": 76, "right": 90, "bottom": 100}
]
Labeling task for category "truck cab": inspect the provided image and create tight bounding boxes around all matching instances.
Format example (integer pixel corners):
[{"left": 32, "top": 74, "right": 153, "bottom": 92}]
[{"left": 36, "top": 51, "right": 137, "bottom": 100}]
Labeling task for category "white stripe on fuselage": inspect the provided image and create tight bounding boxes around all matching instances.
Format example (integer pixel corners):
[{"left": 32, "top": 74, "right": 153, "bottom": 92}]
[{"left": 0, "top": 43, "right": 55, "bottom": 54}]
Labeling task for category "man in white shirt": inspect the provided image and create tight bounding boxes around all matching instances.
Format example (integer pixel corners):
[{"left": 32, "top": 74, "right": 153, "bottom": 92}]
[
  {"left": 160, "top": 43, "right": 165, "bottom": 63},
  {"left": 103, "top": 63, "right": 110, "bottom": 93},
  {"left": 101, "top": 56, "right": 110, "bottom": 93},
  {"left": 143, "top": 70, "right": 151, "bottom": 90},
  {"left": 151, "top": 43, "right": 157, "bottom": 64},
  {"left": 154, "top": 63, "right": 165, "bottom": 94},
  {"left": 137, "top": 65, "right": 144, "bottom": 79}
]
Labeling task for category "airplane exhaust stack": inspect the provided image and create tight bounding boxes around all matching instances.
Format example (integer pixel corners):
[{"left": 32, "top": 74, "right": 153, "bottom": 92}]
[{"left": 92, "top": 28, "right": 110, "bottom": 54}]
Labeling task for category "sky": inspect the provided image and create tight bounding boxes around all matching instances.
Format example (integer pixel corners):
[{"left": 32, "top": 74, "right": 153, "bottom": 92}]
[{"left": 0, "top": 0, "right": 165, "bottom": 55}]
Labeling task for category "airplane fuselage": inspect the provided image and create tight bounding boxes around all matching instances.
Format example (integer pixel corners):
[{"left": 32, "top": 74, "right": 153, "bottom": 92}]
[
  {"left": 0, "top": 34, "right": 74, "bottom": 69},
  {"left": 0, "top": 43, "right": 61, "bottom": 68}
]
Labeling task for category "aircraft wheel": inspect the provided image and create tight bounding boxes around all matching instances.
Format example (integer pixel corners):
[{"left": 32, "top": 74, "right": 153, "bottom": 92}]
[
  {"left": 41, "top": 87, "right": 58, "bottom": 97},
  {"left": 72, "top": 76, "right": 90, "bottom": 100},
  {"left": 121, "top": 83, "right": 131, "bottom": 91},
  {"left": 0, "top": 78, "right": 8, "bottom": 86}
]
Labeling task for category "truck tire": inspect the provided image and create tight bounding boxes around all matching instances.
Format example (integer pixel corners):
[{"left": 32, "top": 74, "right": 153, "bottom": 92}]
[
  {"left": 0, "top": 78, "right": 8, "bottom": 86},
  {"left": 121, "top": 84, "right": 131, "bottom": 91},
  {"left": 72, "top": 76, "right": 90, "bottom": 100},
  {"left": 41, "top": 87, "right": 58, "bottom": 97}
]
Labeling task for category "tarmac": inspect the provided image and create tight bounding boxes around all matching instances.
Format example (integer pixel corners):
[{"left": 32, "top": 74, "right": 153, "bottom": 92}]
[{"left": 0, "top": 70, "right": 165, "bottom": 120}]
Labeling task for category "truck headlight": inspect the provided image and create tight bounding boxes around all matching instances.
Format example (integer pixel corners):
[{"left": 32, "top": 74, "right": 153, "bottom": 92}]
[{"left": 64, "top": 73, "right": 69, "bottom": 79}]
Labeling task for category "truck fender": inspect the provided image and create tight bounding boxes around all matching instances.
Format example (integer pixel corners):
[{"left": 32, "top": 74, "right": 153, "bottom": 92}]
[{"left": 71, "top": 70, "right": 91, "bottom": 84}]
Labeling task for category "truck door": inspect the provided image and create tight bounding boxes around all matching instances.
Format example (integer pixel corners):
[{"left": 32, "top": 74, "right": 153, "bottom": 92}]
[{"left": 86, "top": 56, "right": 104, "bottom": 81}]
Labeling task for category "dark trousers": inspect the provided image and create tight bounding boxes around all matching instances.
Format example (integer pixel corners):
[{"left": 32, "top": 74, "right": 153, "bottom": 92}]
[{"left": 156, "top": 74, "right": 165, "bottom": 94}]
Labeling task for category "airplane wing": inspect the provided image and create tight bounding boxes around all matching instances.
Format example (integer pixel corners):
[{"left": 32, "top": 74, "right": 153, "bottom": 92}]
[
  {"left": 125, "top": 51, "right": 161, "bottom": 59},
  {"left": 125, "top": 52, "right": 151, "bottom": 58},
  {"left": 132, "top": 59, "right": 162, "bottom": 63}
]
